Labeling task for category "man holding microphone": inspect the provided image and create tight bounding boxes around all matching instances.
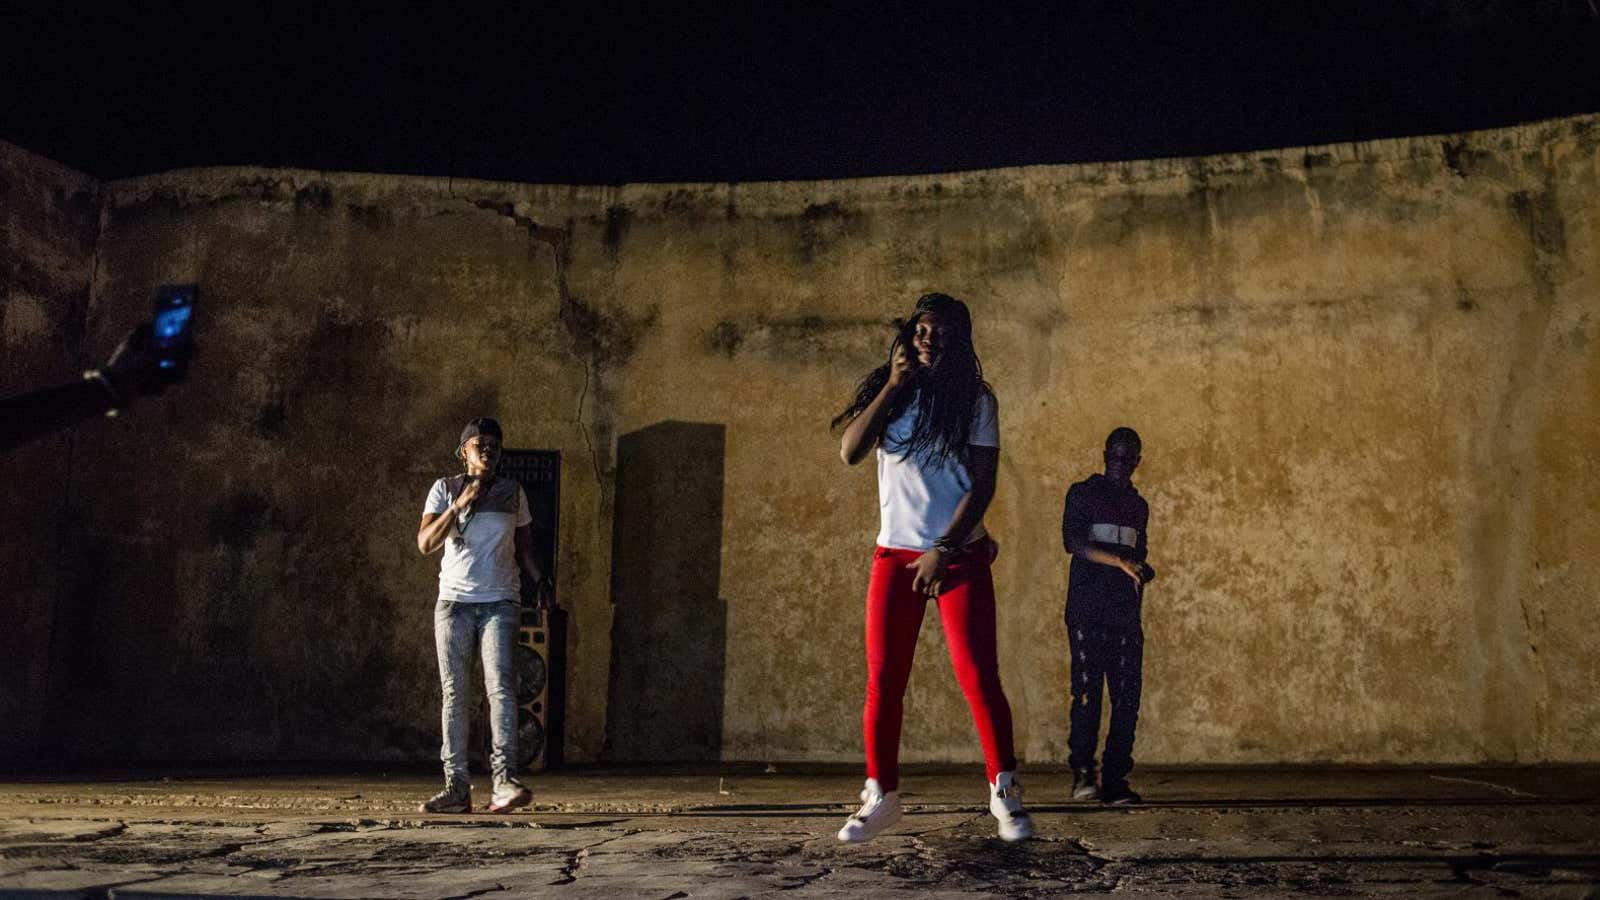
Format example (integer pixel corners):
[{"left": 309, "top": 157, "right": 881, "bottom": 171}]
[{"left": 416, "top": 417, "right": 548, "bottom": 813}]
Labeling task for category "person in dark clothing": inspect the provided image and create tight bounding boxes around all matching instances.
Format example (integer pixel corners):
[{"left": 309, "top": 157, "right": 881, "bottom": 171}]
[{"left": 1062, "top": 426, "right": 1156, "bottom": 805}]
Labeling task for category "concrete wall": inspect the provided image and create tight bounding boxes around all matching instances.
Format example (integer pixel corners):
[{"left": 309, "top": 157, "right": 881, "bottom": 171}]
[
  {"left": 0, "top": 143, "right": 99, "bottom": 759},
  {"left": 6, "top": 112, "right": 1597, "bottom": 766}
]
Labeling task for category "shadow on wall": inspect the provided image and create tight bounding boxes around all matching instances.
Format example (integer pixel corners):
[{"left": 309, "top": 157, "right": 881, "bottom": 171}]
[{"left": 604, "top": 421, "right": 727, "bottom": 761}]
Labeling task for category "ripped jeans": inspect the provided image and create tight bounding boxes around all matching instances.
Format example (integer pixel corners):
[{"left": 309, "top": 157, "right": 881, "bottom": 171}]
[
  {"left": 434, "top": 599, "right": 519, "bottom": 784},
  {"left": 1066, "top": 622, "right": 1144, "bottom": 784}
]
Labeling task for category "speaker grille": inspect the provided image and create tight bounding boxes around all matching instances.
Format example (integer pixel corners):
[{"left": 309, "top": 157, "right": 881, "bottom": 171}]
[
  {"left": 516, "top": 706, "right": 546, "bottom": 770},
  {"left": 514, "top": 643, "right": 547, "bottom": 704}
]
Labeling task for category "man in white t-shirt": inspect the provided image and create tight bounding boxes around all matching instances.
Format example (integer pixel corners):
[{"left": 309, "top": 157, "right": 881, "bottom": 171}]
[{"left": 415, "top": 417, "right": 549, "bottom": 814}]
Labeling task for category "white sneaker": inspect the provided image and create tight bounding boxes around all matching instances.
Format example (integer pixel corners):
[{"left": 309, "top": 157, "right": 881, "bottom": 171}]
[
  {"left": 989, "top": 771, "right": 1033, "bottom": 842},
  {"left": 837, "top": 778, "right": 901, "bottom": 843},
  {"left": 487, "top": 777, "right": 532, "bottom": 813}
]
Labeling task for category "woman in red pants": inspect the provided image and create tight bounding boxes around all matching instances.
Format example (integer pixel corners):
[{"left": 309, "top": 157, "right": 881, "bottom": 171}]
[{"left": 832, "top": 292, "right": 1032, "bottom": 843}]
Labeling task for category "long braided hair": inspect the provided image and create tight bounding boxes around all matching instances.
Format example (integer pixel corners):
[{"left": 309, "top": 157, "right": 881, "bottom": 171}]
[{"left": 832, "top": 293, "right": 993, "bottom": 467}]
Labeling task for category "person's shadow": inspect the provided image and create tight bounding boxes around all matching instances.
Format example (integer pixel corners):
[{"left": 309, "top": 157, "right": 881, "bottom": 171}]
[{"left": 603, "top": 421, "right": 728, "bottom": 762}]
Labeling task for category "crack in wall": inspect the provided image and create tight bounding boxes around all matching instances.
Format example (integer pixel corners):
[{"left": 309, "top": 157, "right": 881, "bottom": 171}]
[
  {"left": 549, "top": 232, "right": 607, "bottom": 494},
  {"left": 13, "top": 113, "right": 1599, "bottom": 770},
  {"left": 446, "top": 179, "right": 606, "bottom": 492},
  {"left": 1465, "top": 177, "right": 1568, "bottom": 761},
  {"left": 1505, "top": 181, "right": 1568, "bottom": 758}
]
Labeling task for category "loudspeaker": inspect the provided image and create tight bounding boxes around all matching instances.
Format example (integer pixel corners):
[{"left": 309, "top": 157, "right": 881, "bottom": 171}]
[
  {"left": 513, "top": 606, "right": 567, "bottom": 770},
  {"left": 500, "top": 449, "right": 565, "bottom": 771}
]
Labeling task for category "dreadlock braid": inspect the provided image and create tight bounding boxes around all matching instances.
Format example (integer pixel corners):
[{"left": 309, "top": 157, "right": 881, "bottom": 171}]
[{"left": 832, "top": 293, "right": 993, "bottom": 467}]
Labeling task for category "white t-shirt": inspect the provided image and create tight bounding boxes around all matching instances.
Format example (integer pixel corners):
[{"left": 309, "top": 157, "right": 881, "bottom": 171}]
[
  {"left": 875, "top": 389, "right": 999, "bottom": 551},
  {"left": 424, "top": 475, "right": 533, "bottom": 603}
]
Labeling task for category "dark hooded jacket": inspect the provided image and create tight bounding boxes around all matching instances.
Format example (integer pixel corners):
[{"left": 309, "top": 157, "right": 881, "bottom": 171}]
[{"left": 1062, "top": 473, "right": 1149, "bottom": 628}]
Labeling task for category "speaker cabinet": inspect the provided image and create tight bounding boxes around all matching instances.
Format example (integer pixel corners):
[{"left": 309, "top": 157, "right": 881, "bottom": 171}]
[
  {"left": 514, "top": 606, "right": 566, "bottom": 770},
  {"left": 501, "top": 449, "right": 564, "bottom": 771}
]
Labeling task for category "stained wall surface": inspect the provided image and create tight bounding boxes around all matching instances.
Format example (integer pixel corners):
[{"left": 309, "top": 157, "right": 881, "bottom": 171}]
[
  {"left": 0, "top": 143, "right": 99, "bottom": 758},
  {"left": 6, "top": 112, "right": 1597, "bottom": 766}
]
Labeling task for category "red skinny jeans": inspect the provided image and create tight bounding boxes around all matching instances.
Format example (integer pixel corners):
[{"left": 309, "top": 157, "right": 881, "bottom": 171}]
[{"left": 862, "top": 540, "right": 1018, "bottom": 791}]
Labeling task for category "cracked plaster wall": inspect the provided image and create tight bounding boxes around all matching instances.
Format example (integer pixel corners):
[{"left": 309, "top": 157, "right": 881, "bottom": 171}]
[{"left": 3, "top": 112, "right": 1597, "bottom": 766}]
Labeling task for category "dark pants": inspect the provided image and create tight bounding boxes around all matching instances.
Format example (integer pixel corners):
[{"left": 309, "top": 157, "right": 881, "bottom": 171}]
[{"left": 1066, "top": 622, "right": 1143, "bottom": 784}]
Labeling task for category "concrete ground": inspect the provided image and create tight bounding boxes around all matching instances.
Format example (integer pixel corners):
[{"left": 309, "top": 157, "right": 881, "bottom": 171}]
[{"left": 0, "top": 766, "right": 1597, "bottom": 898}]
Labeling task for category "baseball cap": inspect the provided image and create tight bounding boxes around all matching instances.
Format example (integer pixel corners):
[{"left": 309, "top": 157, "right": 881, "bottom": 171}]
[{"left": 459, "top": 417, "right": 503, "bottom": 449}]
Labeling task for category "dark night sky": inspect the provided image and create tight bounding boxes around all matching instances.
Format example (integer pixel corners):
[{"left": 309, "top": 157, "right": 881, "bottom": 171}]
[{"left": 4, "top": 3, "right": 1599, "bottom": 184}]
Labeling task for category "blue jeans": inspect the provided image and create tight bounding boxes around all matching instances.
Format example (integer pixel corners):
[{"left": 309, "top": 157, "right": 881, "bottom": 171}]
[{"left": 434, "top": 599, "right": 520, "bottom": 784}]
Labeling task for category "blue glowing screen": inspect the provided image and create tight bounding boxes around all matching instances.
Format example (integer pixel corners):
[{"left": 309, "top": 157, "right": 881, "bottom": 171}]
[{"left": 154, "top": 302, "right": 192, "bottom": 341}]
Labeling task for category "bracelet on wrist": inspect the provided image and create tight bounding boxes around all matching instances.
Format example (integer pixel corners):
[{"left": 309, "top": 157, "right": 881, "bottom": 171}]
[{"left": 82, "top": 369, "right": 124, "bottom": 417}]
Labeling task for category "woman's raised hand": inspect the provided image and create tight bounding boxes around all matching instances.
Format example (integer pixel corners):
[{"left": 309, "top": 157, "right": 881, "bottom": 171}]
[{"left": 885, "top": 343, "right": 914, "bottom": 393}]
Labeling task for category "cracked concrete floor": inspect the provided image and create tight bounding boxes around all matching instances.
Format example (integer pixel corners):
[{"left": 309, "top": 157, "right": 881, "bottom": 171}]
[{"left": 1, "top": 767, "right": 1597, "bottom": 898}]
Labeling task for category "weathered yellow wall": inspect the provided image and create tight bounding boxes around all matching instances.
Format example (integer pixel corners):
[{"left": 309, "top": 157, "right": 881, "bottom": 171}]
[{"left": 9, "top": 112, "right": 1597, "bottom": 765}]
